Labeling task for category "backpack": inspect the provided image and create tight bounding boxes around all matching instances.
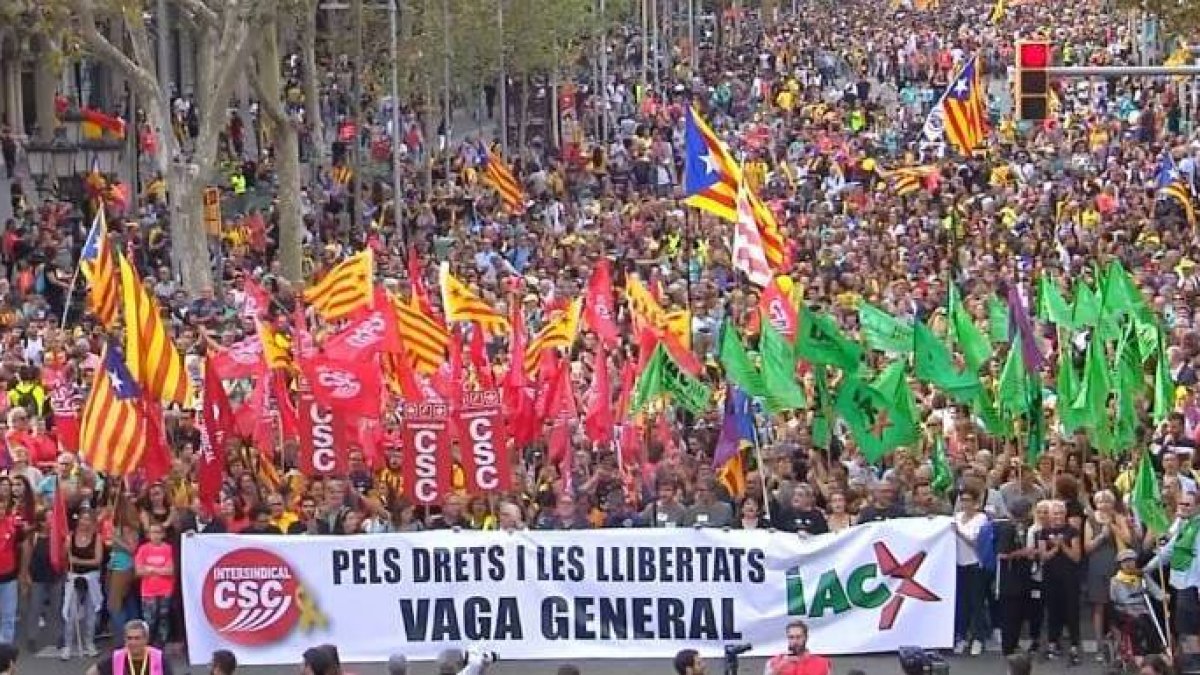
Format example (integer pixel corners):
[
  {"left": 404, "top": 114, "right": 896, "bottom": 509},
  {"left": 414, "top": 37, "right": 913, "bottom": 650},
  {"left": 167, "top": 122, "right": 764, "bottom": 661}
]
[{"left": 976, "top": 516, "right": 999, "bottom": 573}]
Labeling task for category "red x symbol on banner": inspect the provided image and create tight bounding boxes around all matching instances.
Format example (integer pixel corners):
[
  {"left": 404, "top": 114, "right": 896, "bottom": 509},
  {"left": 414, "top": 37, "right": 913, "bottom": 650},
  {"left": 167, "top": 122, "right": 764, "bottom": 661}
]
[{"left": 873, "top": 542, "right": 941, "bottom": 630}]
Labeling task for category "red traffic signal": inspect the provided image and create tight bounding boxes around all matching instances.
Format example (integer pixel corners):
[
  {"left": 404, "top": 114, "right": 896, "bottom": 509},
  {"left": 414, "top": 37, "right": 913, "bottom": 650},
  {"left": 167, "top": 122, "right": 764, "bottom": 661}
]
[
  {"left": 1015, "top": 40, "right": 1052, "bottom": 121},
  {"left": 1018, "top": 41, "right": 1050, "bottom": 69}
]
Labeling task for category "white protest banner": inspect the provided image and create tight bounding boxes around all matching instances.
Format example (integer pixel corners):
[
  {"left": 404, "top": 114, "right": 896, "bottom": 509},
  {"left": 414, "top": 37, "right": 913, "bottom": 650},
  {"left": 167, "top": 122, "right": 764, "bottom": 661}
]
[{"left": 181, "top": 517, "right": 955, "bottom": 665}]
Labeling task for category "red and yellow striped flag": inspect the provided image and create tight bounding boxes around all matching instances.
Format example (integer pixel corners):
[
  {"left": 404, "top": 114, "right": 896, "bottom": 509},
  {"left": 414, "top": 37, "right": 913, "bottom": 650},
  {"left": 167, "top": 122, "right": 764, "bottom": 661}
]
[
  {"left": 391, "top": 292, "right": 449, "bottom": 374},
  {"left": 303, "top": 249, "right": 375, "bottom": 321},
  {"left": 80, "top": 341, "right": 150, "bottom": 476},
  {"left": 79, "top": 209, "right": 119, "bottom": 328},
  {"left": 524, "top": 299, "right": 583, "bottom": 375},
  {"left": 439, "top": 263, "right": 509, "bottom": 334},
  {"left": 119, "top": 254, "right": 189, "bottom": 405},
  {"left": 479, "top": 143, "right": 526, "bottom": 214}
]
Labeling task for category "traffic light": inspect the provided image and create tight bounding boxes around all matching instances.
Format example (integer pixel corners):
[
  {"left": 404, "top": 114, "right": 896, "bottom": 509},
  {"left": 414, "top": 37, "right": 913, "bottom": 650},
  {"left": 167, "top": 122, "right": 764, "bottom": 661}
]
[{"left": 1015, "top": 40, "right": 1051, "bottom": 121}]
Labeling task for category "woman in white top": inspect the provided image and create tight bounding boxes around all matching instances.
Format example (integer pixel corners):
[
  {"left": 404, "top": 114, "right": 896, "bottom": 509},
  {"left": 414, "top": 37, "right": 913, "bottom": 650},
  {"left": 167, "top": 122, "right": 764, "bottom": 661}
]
[{"left": 953, "top": 487, "right": 990, "bottom": 656}]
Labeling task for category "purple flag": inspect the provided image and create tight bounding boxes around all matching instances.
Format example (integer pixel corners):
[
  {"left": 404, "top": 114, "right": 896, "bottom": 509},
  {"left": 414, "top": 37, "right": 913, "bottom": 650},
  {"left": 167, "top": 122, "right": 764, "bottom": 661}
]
[
  {"left": 713, "top": 387, "right": 754, "bottom": 469},
  {"left": 1007, "top": 284, "right": 1045, "bottom": 374}
]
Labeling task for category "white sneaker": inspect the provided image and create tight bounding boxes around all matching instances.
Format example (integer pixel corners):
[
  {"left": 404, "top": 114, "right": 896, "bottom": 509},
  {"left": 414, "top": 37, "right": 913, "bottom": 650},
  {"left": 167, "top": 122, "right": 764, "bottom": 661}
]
[
  {"left": 59, "top": 647, "right": 70, "bottom": 661},
  {"left": 954, "top": 640, "right": 968, "bottom": 655},
  {"left": 970, "top": 640, "right": 984, "bottom": 656},
  {"left": 84, "top": 643, "right": 98, "bottom": 657}
]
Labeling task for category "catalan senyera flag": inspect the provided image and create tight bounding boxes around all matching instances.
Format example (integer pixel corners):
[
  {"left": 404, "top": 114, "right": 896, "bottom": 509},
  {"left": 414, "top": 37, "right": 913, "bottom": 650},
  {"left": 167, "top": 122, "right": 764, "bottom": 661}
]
[
  {"left": 391, "top": 292, "right": 450, "bottom": 374},
  {"left": 119, "top": 254, "right": 189, "bottom": 405},
  {"left": 942, "top": 56, "right": 987, "bottom": 156},
  {"left": 524, "top": 299, "right": 583, "bottom": 375},
  {"left": 303, "top": 249, "right": 374, "bottom": 321},
  {"left": 479, "top": 143, "right": 526, "bottom": 214},
  {"left": 439, "top": 263, "right": 509, "bottom": 334},
  {"left": 625, "top": 274, "right": 670, "bottom": 330},
  {"left": 684, "top": 107, "right": 785, "bottom": 268},
  {"left": 1162, "top": 180, "right": 1196, "bottom": 228},
  {"left": 79, "top": 208, "right": 119, "bottom": 328},
  {"left": 258, "top": 321, "right": 292, "bottom": 371},
  {"left": 80, "top": 341, "right": 150, "bottom": 476}
]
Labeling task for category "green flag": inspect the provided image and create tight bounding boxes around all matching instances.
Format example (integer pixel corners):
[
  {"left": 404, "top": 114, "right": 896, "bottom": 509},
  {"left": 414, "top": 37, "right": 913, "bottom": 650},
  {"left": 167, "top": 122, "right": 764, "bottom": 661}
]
[
  {"left": 1070, "top": 335, "right": 1110, "bottom": 431},
  {"left": 997, "top": 339, "right": 1028, "bottom": 416},
  {"left": 1036, "top": 275, "right": 1073, "bottom": 327},
  {"left": 1100, "top": 260, "right": 1150, "bottom": 322},
  {"left": 812, "top": 365, "right": 834, "bottom": 449},
  {"left": 833, "top": 376, "right": 918, "bottom": 463},
  {"left": 974, "top": 387, "right": 1013, "bottom": 438},
  {"left": 1154, "top": 324, "right": 1175, "bottom": 425},
  {"left": 872, "top": 360, "right": 919, "bottom": 425},
  {"left": 1025, "top": 381, "right": 1046, "bottom": 464},
  {"left": 760, "top": 321, "right": 808, "bottom": 413},
  {"left": 1113, "top": 323, "right": 1144, "bottom": 402},
  {"left": 630, "top": 345, "right": 712, "bottom": 415},
  {"left": 1056, "top": 335, "right": 1086, "bottom": 435},
  {"left": 859, "top": 303, "right": 914, "bottom": 354},
  {"left": 718, "top": 321, "right": 767, "bottom": 399},
  {"left": 914, "top": 322, "right": 982, "bottom": 403},
  {"left": 1135, "top": 317, "right": 1160, "bottom": 365},
  {"left": 986, "top": 295, "right": 1010, "bottom": 343},
  {"left": 1132, "top": 451, "right": 1171, "bottom": 536},
  {"left": 948, "top": 284, "right": 992, "bottom": 372},
  {"left": 931, "top": 435, "right": 953, "bottom": 496},
  {"left": 796, "top": 306, "right": 864, "bottom": 372},
  {"left": 1070, "top": 281, "right": 1100, "bottom": 328}
]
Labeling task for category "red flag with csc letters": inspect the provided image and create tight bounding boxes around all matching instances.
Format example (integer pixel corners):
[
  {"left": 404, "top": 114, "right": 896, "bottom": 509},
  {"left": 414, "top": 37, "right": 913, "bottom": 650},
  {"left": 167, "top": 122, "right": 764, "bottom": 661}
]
[
  {"left": 583, "top": 258, "right": 620, "bottom": 347},
  {"left": 456, "top": 389, "right": 510, "bottom": 494},
  {"left": 300, "top": 354, "right": 383, "bottom": 420},
  {"left": 323, "top": 300, "right": 403, "bottom": 362},
  {"left": 297, "top": 375, "right": 346, "bottom": 476},
  {"left": 210, "top": 337, "right": 265, "bottom": 380},
  {"left": 401, "top": 400, "right": 452, "bottom": 506}
]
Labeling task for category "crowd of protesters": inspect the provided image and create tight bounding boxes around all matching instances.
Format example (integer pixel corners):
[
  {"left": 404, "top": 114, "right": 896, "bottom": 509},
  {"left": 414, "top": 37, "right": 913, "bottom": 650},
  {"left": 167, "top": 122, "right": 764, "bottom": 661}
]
[{"left": 0, "top": 0, "right": 1200, "bottom": 669}]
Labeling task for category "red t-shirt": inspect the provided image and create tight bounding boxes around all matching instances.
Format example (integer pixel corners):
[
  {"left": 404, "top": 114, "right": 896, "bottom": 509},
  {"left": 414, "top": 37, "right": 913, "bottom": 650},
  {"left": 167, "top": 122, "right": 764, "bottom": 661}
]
[
  {"left": 134, "top": 542, "right": 175, "bottom": 598},
  {"left": 766, "top": 653, "right": 832, "bottom": 675}
]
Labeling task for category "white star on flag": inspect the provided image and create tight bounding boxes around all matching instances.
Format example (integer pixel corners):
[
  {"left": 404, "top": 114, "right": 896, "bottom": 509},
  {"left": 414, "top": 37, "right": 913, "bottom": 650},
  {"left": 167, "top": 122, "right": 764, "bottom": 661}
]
[{"left": 700, "top": 149, "right": 721, "bottom": 176}]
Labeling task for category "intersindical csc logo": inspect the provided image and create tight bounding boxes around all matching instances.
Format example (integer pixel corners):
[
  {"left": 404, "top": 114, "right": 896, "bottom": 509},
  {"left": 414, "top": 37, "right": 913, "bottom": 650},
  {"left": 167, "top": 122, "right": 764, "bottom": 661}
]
[
  {"left": 786, "top": 542, "right": 940, "bottom": 630},
  {"left": 202, "top": 549, "right": 301, "bottom": 645}
]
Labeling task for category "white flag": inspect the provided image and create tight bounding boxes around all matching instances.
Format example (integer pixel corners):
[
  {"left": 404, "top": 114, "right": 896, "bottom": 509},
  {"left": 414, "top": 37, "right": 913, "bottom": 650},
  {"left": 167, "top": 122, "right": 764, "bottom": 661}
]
[{"left": 732, "top": 180, "right": 773, "bottom": 287}]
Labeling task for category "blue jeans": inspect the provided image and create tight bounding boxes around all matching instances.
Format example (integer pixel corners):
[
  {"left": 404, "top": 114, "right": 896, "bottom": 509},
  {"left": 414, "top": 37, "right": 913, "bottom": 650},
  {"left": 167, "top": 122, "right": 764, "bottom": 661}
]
[
  {"left": 0, "top": 579, "right": 18, "bottom": 643},
  {"left": 955, "top": 564, "right": 989, "bottom": 643}
]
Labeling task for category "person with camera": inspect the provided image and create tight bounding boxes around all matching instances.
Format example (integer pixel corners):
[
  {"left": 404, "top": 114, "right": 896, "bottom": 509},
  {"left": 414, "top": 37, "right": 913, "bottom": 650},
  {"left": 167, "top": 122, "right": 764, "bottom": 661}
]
[{"left": 764, "top": 619, "right": 830, "bottom": 675}]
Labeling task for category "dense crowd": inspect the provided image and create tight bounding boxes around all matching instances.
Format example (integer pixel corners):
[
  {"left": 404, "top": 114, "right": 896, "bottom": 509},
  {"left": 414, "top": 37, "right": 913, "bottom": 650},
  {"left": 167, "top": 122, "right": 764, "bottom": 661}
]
[{"left": 1, "top": 0, "right": 1200, "bottom": 670}]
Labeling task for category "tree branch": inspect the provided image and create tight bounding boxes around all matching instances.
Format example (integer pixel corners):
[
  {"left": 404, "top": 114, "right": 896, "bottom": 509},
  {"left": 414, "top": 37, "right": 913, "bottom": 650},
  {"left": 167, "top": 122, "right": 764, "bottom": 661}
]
[
  {"left": 174, "top": 0, "right": 219, "bottom": 29},
  {"left": 76, "top": 0, "right": 159, "bottom": 100}
]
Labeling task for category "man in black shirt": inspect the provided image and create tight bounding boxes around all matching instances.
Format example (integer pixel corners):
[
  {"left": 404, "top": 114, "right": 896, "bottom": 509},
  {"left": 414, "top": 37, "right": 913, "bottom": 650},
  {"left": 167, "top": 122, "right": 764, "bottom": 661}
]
[
  {"left": 856, "top": 480, "right": 908, "bottom": 524},
  {"left": 242, "top": 506, "right": 283, "bottom": 535},
  {"left": 780, "top": 484, "right": 829, "bottom": 537}
]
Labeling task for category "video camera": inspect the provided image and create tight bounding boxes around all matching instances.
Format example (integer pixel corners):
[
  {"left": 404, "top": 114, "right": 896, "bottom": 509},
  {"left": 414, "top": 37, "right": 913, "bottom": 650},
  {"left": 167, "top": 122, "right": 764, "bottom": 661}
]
[
  {"left": 897, "top": 646, "right": 949, "bottom": 675},
  {"left": 724, "top": 642, "right": 752, "bottom": 675}
]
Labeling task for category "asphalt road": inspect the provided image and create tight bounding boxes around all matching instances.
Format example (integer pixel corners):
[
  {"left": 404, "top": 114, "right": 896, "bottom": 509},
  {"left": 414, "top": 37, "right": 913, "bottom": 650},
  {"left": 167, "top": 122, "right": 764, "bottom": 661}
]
[{"left": 30, "top": 647, "right": 1105, "bottom": 675}]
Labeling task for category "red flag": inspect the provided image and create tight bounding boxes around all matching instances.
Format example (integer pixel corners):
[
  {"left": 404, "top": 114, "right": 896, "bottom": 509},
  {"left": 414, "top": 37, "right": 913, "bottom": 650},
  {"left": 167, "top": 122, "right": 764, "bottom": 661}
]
[
  {"left": 292, "top": 306, "right": 316, "bottom": 360},
  {"left": 503, "top": 305, "right": 538, "bottom": 447},
  {"left": 271, "top": 369, "right": 299, "bottom": 439},
  {"left": 614, "top": 358, "right": 637, "bottom": 420},
  {"left": 300, "top": 354, "right": 383, "bottom": 420},
  {"left": 543, "top": 357, "right": 577, "bottom": 464},
  {"left": 357, "top": 417, "right": 385, "bottom": 468},
  {"left": 431, "top": 327, "right": 464, "bottom": 401},
  {"left": 583, "top": 259, "right": 621, "bottom": 346},
  {"left": 457, "top": 390, "right": 511, "bottom": 493},
  {"left": 198, "top": 356, "right": 233, "bottom": 513},
  {"left": 50, "top": 484, "right": 68, "bottom": 574},
  {"left": 241, "top": 278, "right": 271, "bottom": 322},
  {"left": 235, "top": 375, "right": 268, "bottom": 439},
  {"left": 323, "top": 304, "right": 403, "bottom": 362},
  {"left": 758, "top": 278, "right": 797, "bottom": 340},
  {"left": 297, "top": 375, "right": 345, "bottom": 476},
  {"left": 401, "top": 400, "right": 452, "bottom": 505},
  {"left": 406, "top": 245, "right": 436, "bottom": 316},
  {"left": 467, "top": 325, "right": 494, "bottom": 389},
  {"left": 211, "top": 337, "right": 265, "bottom": 380},
  {"left": 383, "top": 342, "right": 423, "bottom": 401},
  {"left": 584, "top": 348, "right": 614, "bottom": 445},
  {"left": 139, "top": 393, "right": 172, "bottom": 484}
]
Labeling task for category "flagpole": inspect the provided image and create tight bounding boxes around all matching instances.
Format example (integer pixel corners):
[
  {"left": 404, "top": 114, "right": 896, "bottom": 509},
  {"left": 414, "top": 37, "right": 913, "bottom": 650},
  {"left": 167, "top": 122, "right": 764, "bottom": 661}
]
[
  {"left": 748, "top": 410, "right": 772, "bottom": 524},
  {"left": 60, "top": 263, "right": 82, "bottom": 330}
]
